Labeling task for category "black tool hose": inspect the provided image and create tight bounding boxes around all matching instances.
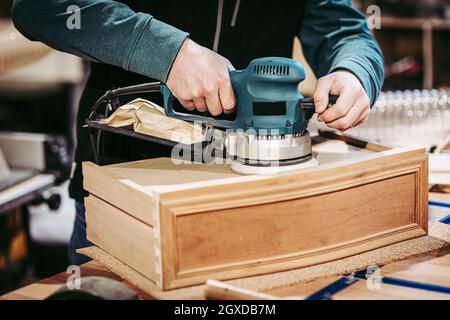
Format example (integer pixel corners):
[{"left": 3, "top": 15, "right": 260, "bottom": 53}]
[
  {"left": 109, "top": 82, "right": 162, "bottom": 97},
  {"left": 88, "top": 82, "right": 162, "bottom": 120}
]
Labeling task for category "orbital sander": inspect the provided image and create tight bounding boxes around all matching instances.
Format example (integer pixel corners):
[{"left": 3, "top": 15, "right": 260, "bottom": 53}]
[{"left": 87, "top": 57, "right": 337, "bottom": 175}]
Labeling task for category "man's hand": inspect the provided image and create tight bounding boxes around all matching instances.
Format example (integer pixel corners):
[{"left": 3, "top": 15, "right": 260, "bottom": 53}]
[
  {"left": 314, "top": 70, "right": 370, "bottom": 131},
  {"left": 166, "top": 39, "right": 236, "bottom": 116}
]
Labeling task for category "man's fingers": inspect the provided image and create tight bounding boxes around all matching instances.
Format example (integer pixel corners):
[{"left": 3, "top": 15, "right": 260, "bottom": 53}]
[
  {"left": 165, "top": 40, "right": 238, "bottom": 117},
  {"left": 193, "top": 97, "right": 207, "bottom": 112},
  {"left": 313, "top": 76, "right": 334, "bottom": 114},
  {"left": 205, "top": 89, "right": 222, "bottom": 116},
  {"left": 219, "top": 80, "right": 236, "bottom": 114},
  {"left": 318, "top": 86, "right": 356, "bottom": 123},
  {"left": 354, "top": 107, "right": 370, "bottom": 126},
  {"left": 354, "top": 115, "right": 368, "bottom": 127},
  {"left": 180, "top": 99, "right": 195, "bottom": 111},
  {"left": 325, "top": 99, "right": 368, "bottom": 131},
  {"left": 313, "top": 70, "right": 371, "bottom": 131}
]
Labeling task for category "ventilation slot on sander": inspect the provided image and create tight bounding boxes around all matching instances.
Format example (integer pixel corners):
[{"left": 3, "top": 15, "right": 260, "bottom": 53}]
[{"left": 253, "top": 64, "right": 290, "bottom": 76}]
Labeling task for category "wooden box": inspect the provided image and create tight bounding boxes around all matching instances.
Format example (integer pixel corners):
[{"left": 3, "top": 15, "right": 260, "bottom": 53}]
[{"left": 83, "top": 140, "right": 428, "bottom": 290}]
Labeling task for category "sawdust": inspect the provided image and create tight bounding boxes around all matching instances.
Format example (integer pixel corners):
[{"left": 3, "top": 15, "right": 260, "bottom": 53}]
[{"left": 77, "top": 221, "right": 449, "bottom": 299}]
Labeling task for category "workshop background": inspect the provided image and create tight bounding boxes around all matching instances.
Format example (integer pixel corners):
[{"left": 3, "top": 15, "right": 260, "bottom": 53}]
[{"left": 0, "top": 0, "right": 449, "bottom": 295}]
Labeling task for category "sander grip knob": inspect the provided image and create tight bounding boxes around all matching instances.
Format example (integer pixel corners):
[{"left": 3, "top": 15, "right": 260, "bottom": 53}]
[{"left": 301, "top": 95, "right": 338, "bottom": 120}]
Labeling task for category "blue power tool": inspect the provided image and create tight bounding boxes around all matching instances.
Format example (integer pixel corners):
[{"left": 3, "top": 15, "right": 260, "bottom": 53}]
[
  {"left": 161, "top": 57, "right": 336, "bottom": 174},
  {"left": 162, "top": 57, "right": 310, "bottom": 135},
  {"left": 88, "top": 57, "right": 335, "bottom": 174}
]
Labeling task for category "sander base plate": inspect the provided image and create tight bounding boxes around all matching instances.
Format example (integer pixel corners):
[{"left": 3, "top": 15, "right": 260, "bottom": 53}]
[{"left": 231, "top": 156, "right": 319, "bottom": 175}]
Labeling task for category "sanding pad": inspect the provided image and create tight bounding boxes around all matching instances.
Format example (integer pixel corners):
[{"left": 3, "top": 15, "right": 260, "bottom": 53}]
[{"left": 231, "top": 156, "right": 319, "bottom": 175}]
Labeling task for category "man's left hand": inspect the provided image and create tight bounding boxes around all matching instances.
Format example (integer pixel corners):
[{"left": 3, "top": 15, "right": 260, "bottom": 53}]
[{"left": 313, "top": 70, "right": 370, "bottom": 131}]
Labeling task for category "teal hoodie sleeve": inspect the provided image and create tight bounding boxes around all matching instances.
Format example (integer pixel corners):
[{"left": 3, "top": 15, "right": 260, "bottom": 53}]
[
  {"left": 11, "top": 0, "right": 189, "bottom": 82},
  {"left": 299, "top": 0, "right": 384, "bottom": 105}
]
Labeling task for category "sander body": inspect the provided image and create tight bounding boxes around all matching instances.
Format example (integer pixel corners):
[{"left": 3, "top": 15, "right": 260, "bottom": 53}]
[
  {"left": 162, "top": 57, "right": 334, "bottom": 174},
  {"left": 87, "top": 57, "right": 336, "bottom": 175}
]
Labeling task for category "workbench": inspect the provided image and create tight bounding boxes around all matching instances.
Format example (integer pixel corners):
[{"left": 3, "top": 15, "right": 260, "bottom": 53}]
[
  {"left": 0, "top": 260, "right": 153, "bottom": 300},
  {"left": 1, "top": 192, "right": 449, "bottom": 300},
  {"left": 1, "top": 247, "right": 449, "bottom": 300}
]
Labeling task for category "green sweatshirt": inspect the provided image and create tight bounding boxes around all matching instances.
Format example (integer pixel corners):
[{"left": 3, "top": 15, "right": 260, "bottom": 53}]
[
  {"left": 11, "top": 0, "right": 385, "bottom": 204},
  {"left": 11, "top": 0, "right": 384, "bottom": 104}
]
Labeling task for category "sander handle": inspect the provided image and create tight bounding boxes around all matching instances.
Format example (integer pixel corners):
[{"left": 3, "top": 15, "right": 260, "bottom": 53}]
[
  {"left": 301, "top": 95, "right": 338, "bottom": 120},
  {"left": 162, "top": 57, "right": 309, "bottom": 133},
  {"left": 161, "top": 74, "right": 240, "bottom": 129}
]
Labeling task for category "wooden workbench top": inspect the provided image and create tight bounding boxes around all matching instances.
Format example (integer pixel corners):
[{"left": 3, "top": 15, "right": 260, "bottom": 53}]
[
  {"left": 0, "top": 260, "right": 153, "bottom": 300},
  {"left": 1, "top": 246, "right": 449, "bottom": 300},
  {"left": 1, "top": 192, "right": 449, "bottom": 300}
]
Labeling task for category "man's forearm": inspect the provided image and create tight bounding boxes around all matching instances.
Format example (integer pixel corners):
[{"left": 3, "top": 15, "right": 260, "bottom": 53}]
[
  {"left": 299, "top": 0, "right": 384, "bottom": 105},
  {"left": 12, "top": 0, "right": 189, "bottom": 81}
]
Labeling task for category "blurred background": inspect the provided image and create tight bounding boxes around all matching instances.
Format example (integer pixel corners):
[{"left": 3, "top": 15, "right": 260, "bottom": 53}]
[
  {"left": 0, "top": 0, "right": 86, "bottom": 294},
  {"left": 0, "top": 0, "right": 449, "bottom": 294}
]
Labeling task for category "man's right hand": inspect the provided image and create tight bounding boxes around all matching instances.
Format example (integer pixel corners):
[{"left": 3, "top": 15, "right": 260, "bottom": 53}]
[{"left": 166, "top": 39, "right": 236, "bottom": 116}]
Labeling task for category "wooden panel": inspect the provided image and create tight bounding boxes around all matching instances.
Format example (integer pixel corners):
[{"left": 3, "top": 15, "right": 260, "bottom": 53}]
[
  {"left": 82, "top": 144, "right": 428, "bottom": 290},
  {"left": 83, "top": 162, "right": 156, "bottom": 226},
  {"left": 106, "top": 158, "right": 236, "bottom": 185},
  {"left": 81, "top": 143, "right": 388, "bottom": 227},
  {"left": 158, "top": 148, "right": 428, "bottom": 289},
  {"left": 175, "top": 174, "right": 417, "bottom": 271},
  {"left": 85, "top": 195, "right": 158, "bottom": 282},
  {"left": 83, "top": 160, "right": 240, "bottom": 226}
]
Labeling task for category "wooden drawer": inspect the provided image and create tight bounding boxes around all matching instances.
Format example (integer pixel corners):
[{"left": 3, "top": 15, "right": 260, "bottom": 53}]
[{"left": 83, "top": 143, "right": 428, "bottom": 290}]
